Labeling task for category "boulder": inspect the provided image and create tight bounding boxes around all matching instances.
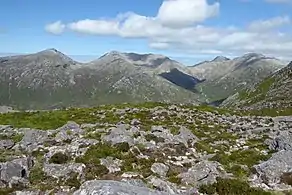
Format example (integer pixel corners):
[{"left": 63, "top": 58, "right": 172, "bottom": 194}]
[
  {"left": 73, "top": 180, "right": 171, "bottom": 195},
  {"left": 178, "top": 161, "right": 225, "bottom": 186},
  {"left": 252, "top": 150, "right": 292, "bottom": 188},
  {"left": 43, "top": 163, "right": 85, "bottom": 179},
  {"left": 102, "top": 125, "right": 134, "bottom": 146},
  {"left": 267, "top": 130, "right": 292, "bottom": 151}
]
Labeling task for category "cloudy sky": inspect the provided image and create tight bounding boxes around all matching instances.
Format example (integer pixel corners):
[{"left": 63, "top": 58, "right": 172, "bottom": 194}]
[{"left": 1, "top": 0, "right": 292, "bottom": 64}]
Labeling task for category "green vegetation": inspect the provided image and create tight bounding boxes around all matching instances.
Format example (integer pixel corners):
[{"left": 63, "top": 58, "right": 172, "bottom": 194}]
[
  {"left": 199, "top": 178, "right": 271, "bottom": 195},
  {"left": 49, "top": 152, "right": 71, "bottom": 164},
  {"left": 238, "top": 77, "right": 275, "bottom": 106}
]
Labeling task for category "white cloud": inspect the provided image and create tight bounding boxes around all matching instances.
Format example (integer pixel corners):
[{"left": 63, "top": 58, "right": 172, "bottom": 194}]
[
  {"left": 45, "top": 21, "right": 65, "bottom": 35},
  {"left": 157, "top": 0, "right": 219, "bottom": 27},
  {"left": 248, "top": 16, "right": 290, "bottom": 31},
  {"left": 45, "top": 0, "right": 292, "bottom": 59},
  {"left": 68, "top": 19, "right": 120, "bottom": 35}
]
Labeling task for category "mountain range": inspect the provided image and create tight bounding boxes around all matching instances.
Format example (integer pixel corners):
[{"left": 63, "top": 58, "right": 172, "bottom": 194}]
[{"left": 0, "top": 49, "right": 289, "bottom": 110}]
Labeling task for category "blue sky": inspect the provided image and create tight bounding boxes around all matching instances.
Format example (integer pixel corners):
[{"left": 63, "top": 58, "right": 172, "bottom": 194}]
[{"left": 1, "top": 0, "right": 292, "bottom": 64}]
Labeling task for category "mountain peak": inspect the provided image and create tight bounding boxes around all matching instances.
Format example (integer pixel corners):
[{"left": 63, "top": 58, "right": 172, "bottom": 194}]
[
  {"left": 212, "top": 56, "right": 230, "bottom": 62},
  {"left": 242, "top": 53, "right": 265, "bottom": 59}
]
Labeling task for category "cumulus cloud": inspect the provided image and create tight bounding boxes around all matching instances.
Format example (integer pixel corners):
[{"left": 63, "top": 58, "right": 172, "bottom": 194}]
[
  {"left": 45, "top": 21, "right": 65, "bottom": 35},
  {"left": 157, "top": 0, "right": 219, "bottom": 27},
  {"left": 248, "top": 16, "right": 290, "bottom": 31},
  {"left": 44, "top": 0, "right": 292, "bottom": 59},
  {"left": 68, "top": 19, "right": 119, "bottom": 35}
]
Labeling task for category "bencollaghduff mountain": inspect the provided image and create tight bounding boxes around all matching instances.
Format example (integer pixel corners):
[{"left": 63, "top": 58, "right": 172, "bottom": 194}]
[{"left": 0, "top": 49, "right": 287, "bottom": 110}]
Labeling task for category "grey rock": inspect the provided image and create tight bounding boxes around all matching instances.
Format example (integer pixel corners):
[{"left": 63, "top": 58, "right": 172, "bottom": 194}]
[
  {"left": 17, "top": 130, "right": 48, "bottom": 152},
  {"left": 267, "top": 130, "right": 292, "bottom": 151},
  {"left": 179, "top": 161, "right": 225, "bottom": 186},
  {"left": 121, "top": 179, "right": 148, "bottom": 188},
  {"left": 55, "top": 121, "right": 84, "bottom": 142},
  {"left": 0, "top": 139, "right": 14, "bottom": 150},
  {"left": 8, "top": 176, "right": 29, "bottom": 189},
  {"left": 130, "top": 119, "right": 141, "bottom": 126},
  {"left": 174, "top": 126, "right": 199, "bottom": 147},
  {"left": 253, "top": 150, "right": 292, "bottom": 187},
  {"left": 43, "top": 163, "right": 85, "bottom": 179},
  {"left": 100, "top": 157, "right": 122, "bottom": 173},
  {"left": 15, "top": 190, "right": 41, "bottom": 195},
  {"left": 0, "top": 106, "right": 15, "bottom": 113},
  {"left": 151, "top": 163, "right": 169, "bottom": 177},
  {"left": 73, "top": 180, "right": 171, "bottom": 195},
  {"left": 102, "top": 125, "right": 134, "bottom": 146},
  {"left": 0, "top": 157, "right": 33, "bottom": 184},
  {"left": 148, "top": 176, "right": 180, "bottom": 194}
]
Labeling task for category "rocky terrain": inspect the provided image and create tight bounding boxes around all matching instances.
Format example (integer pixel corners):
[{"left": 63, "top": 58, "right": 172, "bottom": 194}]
[
  {"left": 0, "top": 103, "right": 292, "bottom": 194},
  {"left": 0, "top": 49, "right": 286, "bottom": 110},
  {"left": 191, "top": 53, "right": 285, "bottom": 102},
  {"left": 0, "top": 50, "right": 202, "bottom": 110},
  {"left": 222, "top": 61, "right": 292, "bottom": 113}
]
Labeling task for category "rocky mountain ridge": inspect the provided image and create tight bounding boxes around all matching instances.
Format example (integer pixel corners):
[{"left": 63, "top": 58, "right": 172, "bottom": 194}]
[
  {"left": 0, "top": 49, "right": 203, "bottom": 110},
  {"left": 191, "top": 53, "right": 285, "bottom": 102},
  {"left": 221, "top": 60, "right": 292, "bottom": 111}
]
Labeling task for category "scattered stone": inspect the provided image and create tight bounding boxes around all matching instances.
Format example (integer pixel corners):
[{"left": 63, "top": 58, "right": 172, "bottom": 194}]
[
  {"left": 100, "top": 157, "right": 122, "bottom": 173},
  {"left": 151, "top": 163, "right": 169, "bottom": 177}
]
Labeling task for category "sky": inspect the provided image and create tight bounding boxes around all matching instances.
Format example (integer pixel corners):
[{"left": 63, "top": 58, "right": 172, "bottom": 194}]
[{"left": 1, "top": 0, "right": 292, "bottom": 64}]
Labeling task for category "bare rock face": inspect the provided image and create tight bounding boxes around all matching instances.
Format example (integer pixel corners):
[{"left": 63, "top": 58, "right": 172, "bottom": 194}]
[
  {"left": 73, "top": 180, "right": 171, "bottom": 195},
  {"left": 252, "top": 150, "right": 292, "bottom": 190}
]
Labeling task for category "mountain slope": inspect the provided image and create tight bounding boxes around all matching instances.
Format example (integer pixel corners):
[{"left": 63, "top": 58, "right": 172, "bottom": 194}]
[
  {"left": 192, "top": 53, "right": 285, "bottom": 102},
  {"left": 0, "top": 49, "right": 200, "bottom": 109},
  {"left": 222, "top": 61, "right": 292, "bottom": 110}
]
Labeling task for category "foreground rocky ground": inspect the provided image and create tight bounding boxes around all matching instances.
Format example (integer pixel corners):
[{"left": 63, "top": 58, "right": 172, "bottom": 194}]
[{"left": 0, "top": 103, "right": 292, "bottom": 195}]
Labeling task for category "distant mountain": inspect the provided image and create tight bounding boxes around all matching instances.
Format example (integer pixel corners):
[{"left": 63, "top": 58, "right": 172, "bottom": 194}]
[
  {"left": 0, "top": 49, "right": 201, "bottom": 109},
  {"left": 159, "top": 68, "right": 204, "bottom": 92},
  {"left": 222, "top": 61, "right": 292, "bottom": 110},
  {"left": 190, "top": 53, "right": 285, "bottom": 102}
]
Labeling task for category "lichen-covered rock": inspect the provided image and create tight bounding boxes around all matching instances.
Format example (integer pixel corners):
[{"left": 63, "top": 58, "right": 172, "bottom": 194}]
[
  {"left": 55, "top": 121, "right": 84, "bottom": 142},
  {"left": 73, "top": 180, "right": 171, "bottom": 195},
  {"left": 100, "top": 157, "right": 122, "bottom": 173},
  {"left": 148, "top": 176, "right": 180, "bottom": 194},
  {"left": 0, "top": 157, "right": 34, "bottom": 186},
  {"left": 102, "top": 125, "right": 134, "bottom": 146},
  {"left": 16, "top": 130, "right": 48, "bottom": 152},
  {"left": 151, "top": 163, "right": 169, "bottom": 177},
  {"left": 252, "top": 150, "right": 292, "bottom": 189},
  {"left": 266, "top": 130, "right": 292, "bottom": 151},
  {"left": 0, "top": 139, "right": 14, "bottom": 150},
  {"left": 43, "top": 163, "right": 85, "bottom": 179},
  {"left": 178, "top": 161, "right": 225, "bottom": 186}
]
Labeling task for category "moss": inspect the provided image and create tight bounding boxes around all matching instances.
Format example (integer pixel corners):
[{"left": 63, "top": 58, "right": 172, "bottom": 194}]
[
  {"left": 281, "top": 172, "right": 292, "bottom": 186},
  {"left": 114, "top": 142, "right": 130, "bottom": 153},
  {"left": 199, "top": 178, "right": 272, "bottom": 195},
  {"left": 168, "top": 175, "right": 182, "bottom": 184},
  {"left": 195, "top": 141, "right": 214, "bottom": 153},
  {"left": 0, "top": 188, "right": 14, "bottom": 195},
  {"left": 63, "top": 172, "right": 81, "bottom": 188},
  {"left": 49, "top": 152, "right": 71, "bottom": 164},
  {"left": 145, "top": 134, "right": 165, "bottom": 143},
  {"left": 228, "top": 164, "right": 250, "bottom": 178},
  {"left": 211, "top": 149, "right": 271, "bottom": 169}
]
